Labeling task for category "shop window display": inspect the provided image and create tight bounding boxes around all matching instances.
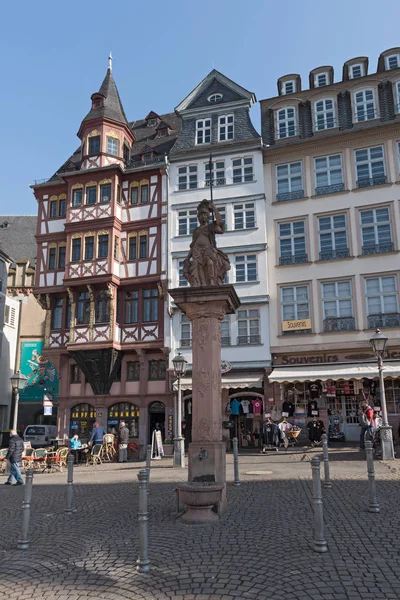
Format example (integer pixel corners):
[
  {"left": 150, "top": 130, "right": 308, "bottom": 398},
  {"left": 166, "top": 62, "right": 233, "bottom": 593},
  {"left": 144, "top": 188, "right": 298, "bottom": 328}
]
[
  {"left": 225, "top": 396, "right": 264, "bottom": 448},
  {"left": 70, "top": 403, "right": 96, "bottom": 439},
  {"left": 108, "top": 402, "right": 139, "bottom": 438}
]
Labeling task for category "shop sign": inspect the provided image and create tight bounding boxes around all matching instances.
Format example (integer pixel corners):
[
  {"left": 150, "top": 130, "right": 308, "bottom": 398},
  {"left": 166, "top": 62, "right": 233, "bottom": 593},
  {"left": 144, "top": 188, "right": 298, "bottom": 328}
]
[
  {"left": 221, "top": 360, "right": 232, "bottom": 374},
  {"left": 168, "top": 415, "right": 173, "bottom": 436},
  {"left": 155, "top": 430, "right": 164, "bottom": 456},
  {"left": 44, "top": 406, "right": 53, "bottom": 416},
  {"left": 282, "top": 319, "right": 311, "bottom": 332}
]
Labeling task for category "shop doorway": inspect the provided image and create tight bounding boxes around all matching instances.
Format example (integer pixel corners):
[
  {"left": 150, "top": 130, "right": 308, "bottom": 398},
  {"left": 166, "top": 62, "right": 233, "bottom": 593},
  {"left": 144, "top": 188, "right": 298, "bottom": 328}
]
[
  {"left": 148, "top": 401, "right": 165, "bottom": 443},
  {"left": 70, "top": 403, "right": 96, "bottom": 441},
  {"left": 343, "top": 397, "right": 360, "bottom": 442}
]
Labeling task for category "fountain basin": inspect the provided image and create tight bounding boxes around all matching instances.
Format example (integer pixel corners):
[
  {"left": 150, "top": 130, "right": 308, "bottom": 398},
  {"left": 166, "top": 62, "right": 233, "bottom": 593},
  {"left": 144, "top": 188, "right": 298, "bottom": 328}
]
[{"left": 176, "top": 482, "right": 224, "bottom": 524}]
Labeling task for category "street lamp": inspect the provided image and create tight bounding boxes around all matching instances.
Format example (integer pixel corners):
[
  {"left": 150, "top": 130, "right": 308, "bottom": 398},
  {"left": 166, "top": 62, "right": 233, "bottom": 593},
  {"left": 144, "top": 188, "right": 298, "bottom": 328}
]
[
  {"left": 172, "top": 352, "right": 188, "bottom": 468},
  {"left": 369, "top": 328, "right": 395, "bottom": 460},
  {"left": 10, "top": 371, "right": 27, "bottom": 432}
]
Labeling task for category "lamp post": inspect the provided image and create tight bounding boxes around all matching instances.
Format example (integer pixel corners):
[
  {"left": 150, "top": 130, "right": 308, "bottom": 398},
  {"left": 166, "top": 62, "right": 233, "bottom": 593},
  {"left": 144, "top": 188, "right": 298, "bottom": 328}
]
[
  {"left": 10, "top": 371, "right": 27, "bottom": 432},
  {"left": 172, "top": 352, "right": 188, "bottom": 468},
  {"left": 369, "top": 329, "right": 395, "bottom": 460}
]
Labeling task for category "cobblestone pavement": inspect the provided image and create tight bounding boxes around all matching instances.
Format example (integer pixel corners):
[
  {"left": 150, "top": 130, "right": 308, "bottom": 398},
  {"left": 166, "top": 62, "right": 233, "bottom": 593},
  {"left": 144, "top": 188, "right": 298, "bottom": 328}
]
[{"left": 1, "top": 448, "right": 400, "bottom": 600}]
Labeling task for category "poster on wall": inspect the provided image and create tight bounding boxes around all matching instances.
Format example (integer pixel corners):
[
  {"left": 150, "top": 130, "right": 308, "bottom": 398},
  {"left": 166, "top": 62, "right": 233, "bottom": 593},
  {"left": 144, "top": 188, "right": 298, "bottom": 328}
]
[{"left": 19, "top": 341, "right": 59, "bottom": 402}]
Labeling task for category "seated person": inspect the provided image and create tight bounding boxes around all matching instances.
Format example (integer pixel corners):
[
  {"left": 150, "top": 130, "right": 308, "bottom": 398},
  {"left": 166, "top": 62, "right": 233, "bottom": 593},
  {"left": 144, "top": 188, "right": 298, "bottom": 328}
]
[{"left": 69, "top": 434, "right": 82, "bottom": 464}]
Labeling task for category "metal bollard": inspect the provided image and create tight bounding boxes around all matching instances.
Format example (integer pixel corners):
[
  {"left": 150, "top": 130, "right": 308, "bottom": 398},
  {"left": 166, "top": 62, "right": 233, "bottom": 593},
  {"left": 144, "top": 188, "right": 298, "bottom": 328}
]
[
  {"left": 136, "top": 469, "right": 150, "bottom": 573},
  {"left": 311, "top": 457, "right": 328, "bottom": 553},
  {"left": 18, "top": 468, "right": 34, "bottom": 550},
  {"left": 365, "top": 441, "right": 380, "bottom": 513},
  {"left": 321, "top": 434, "right": 332, "bottom": 489},
  {"left": 233, "top": 437, "right": 240, "bottom": 487},
  {"left": 146, "top": 444, "right": 152, "bottom": 487},
  {"left": 65, "top": 453, "right": 75, "bottom": 514}
]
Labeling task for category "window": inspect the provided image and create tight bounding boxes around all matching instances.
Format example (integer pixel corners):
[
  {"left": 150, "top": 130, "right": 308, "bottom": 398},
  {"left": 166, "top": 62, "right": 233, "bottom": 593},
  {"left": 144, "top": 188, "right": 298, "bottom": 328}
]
[
  {"left": 235, "top": 255, "right": 257, "bottom": 282},
  {"left": 51, "top": 298, "right": 63, "bottom": 330},
  {"left": 178, "top": 209, "right": 197, "bottom": 236},
  {"left": 178, "top": 261, "right": 188, "bottom": 287},
  {"left": 350, "top": 64, "right": 364, "bottom": 79},
  {"left": 98, "top": 234, "right": 109, "bottom": 259},
  {"left": 123, "top": 144, "right": 130, "bottom": 163},
  {"left": 143, "top": 289, "right": 158, "bottom": 322},
  {"left": 139, "top": 233, "right": 147, "bottom": 259},
  {"left": 70, "top": 364, "right": 81, "bottom": 384},
  {"left": 314, "top": 72, "right": 329, "bottom": 87},
  {"left": 107, "top": 137, "right": 119, "bottom": 155},
  {"left": 366, "top": 276, "right": 399, "bottom": 328},
  {"left": 125, "top": 291, "right": 138, "bottom": 324},
  {"left": 278, "top": 220, "right": 307, "bottom": 265},
  {"left": 354, "top": 146, "right": 386, "bottom": 187},
  {"left": 4, "top": 305, "right": 16, "bottom": 327},
  {"left": 237, "top": 309, "right": 260, "bottom": 345},
  {"left": 385, "top": 54, "right": 400, "bottom": 70},
  {"left": 360, "top": 207, "right": 393, "bottom": 254},
  {"left": 205, "top": 160, "right": 225, "bottom": 186},
  {"left": 84, "top": 236, "right": 94, "bottom": 260},
  {"left": 314, "top": 154, "right": 344, "bottom": 194},
  {"left": 314, "top": 99, "right": 336, "bottom": 131},
  {"left": 281, "top": 285, "right": 310, "bottom": 322},
  {"left": 318, "top": 214, "right": 349, "bottom": 260},
  {"left": 354, "top": 89, "right": 376, "bottom": 122},
  {"left": 50, "top": 200, "right": 57, "bottom": 218},
  {"left": 216, "top": 206, "right": 226, "bottom": 230},
  {"left": 127, "top": 361, "right": 140, "bottom": 381},
  {"left": 86, "top": 186, "right": 96, "bottom": 205},
  {"left": 48, "top": 247, "right": 56, "bottom": 270},
  {"left": 196, "top": 119, "right": 211, "bottom": 144},
  {"left": 65, "top": 300, "right": 71, "bottom": 330},
  {"left": 148, "top": 118, "right": 157, "bottom": 127},
  {"left": 276, "top": 107, "right": 297, "bottom": 139},
  {"left": 208, "top": 93, "right": 223, "bottom": 103},
  {"left": 140, "top": 184, "right": 149, "bottom": 204},
  {"left": 116, "top": 185, "right": 122, "bottom": 205},
  {"left": 276, "top": 161, "right": 303, "bottom": 201},
  {"left": 88, "top": 136, "right": 100, "bottom": 154},
  {"left": 77, "top": 292, "right": 90, "bottom": 325},
  {"left": 100, "top": 184, "right": 111, "bottom": 203},
  {"left": 322, "top": 281, "right": 353, "bottom": 318},
  {"left": 128, "top": 235, "right": 137, "bottom": 260},
  {"left": 221, "top": 316, "right": 230, "bottom": 346},
  {"left": 233, "top": 203, "right": 255, "bottom": 230},
  {"left": 282, "top": 80, "right": 296, "bottom": 95},
  {"left": 71, "top": 238, "right": 81, "bottom": 262},
  {"left": 180, "top": 313, "right": 192, "bottom": 347},
  {"left": 218, "top": 115, "right": 234, "bottom": 141},
  {"left": 232, "top": 157, "right": 254, "bottom": 183},
  {"left": 114, "top": 237, "right": 120, "bottom": 260},
  {"left": 178, "top": 165, "right": 198, "bottom": 190},
  {"left": 58, "top": 246, "right": 66, "bottom": 269},
  {"left": 148, "top": 360, "right": 166, "bottom": 380},
  {"left": 95, "top": 293, "right": 110, "bottom": 323},
  {"left": 72, "top": 189, "right": 82, "bottom": 206},
  {"left": 395, "top": 82, "right": 400, "bottom": 113},
  {"left": 130, "top": 186, "right": 139, "bottom": 205},
  {"left": 59, "top": 198, "right": 66, "bottom": 217}
]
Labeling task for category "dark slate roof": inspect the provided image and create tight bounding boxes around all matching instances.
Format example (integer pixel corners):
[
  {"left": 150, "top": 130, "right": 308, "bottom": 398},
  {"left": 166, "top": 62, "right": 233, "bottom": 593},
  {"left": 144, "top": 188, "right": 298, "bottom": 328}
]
[
  {"left": 0, "top": 216, "right": 37, "bottom": 265},
  {"left": 128, "top": 112, "right": 180, "bottom": 162},
  {"left": 82, "top": 68, "right": 128, "bottom": 125}
]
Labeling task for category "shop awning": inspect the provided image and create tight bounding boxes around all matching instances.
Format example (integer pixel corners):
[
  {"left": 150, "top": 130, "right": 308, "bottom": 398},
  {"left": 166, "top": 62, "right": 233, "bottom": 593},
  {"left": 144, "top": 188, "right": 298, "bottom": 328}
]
[
  {"left": 268, "top": 362, "right": 400, "bottom": 383},
  {"left": 174, "top": 374, "right": 263, "bottom": 391}
]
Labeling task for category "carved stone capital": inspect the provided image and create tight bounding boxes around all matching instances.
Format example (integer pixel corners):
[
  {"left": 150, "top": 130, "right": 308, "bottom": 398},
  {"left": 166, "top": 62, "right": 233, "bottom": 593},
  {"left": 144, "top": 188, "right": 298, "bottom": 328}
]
[{"left": 184, "top": 301, "right": 228, "bottom": 322}]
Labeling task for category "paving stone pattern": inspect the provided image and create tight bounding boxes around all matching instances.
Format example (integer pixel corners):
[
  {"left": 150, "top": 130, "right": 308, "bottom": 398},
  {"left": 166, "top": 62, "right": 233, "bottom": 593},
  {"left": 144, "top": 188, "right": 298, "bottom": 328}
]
[{"left": 1, "top": 451, "right": 400, "bottom": 600}]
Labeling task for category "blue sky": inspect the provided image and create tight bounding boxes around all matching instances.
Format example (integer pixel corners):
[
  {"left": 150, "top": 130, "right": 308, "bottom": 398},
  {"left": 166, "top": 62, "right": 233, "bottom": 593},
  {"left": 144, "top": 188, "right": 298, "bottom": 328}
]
[{"left": 1, "top": 0, "right": 399, "bottom": 214}]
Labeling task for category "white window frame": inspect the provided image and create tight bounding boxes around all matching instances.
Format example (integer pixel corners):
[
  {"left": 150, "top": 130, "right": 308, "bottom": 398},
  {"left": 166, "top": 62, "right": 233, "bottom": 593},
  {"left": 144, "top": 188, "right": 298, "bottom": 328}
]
[
  {"left": 314, "top": 72, "right": 329, "bottom": 87},
  {"left": 196, "top": 119, "right": 211, "bottom": 145},
  {"left": 365, "top": 276, "right": 398, "bottom": 315},
  {"left": 349, "top": 63, "right": 364, "bottom": 79},
  {"left": 276, "top": 161, "right": 303, "bottom": 197},
  {"left": 395, "top": 81, "right": 400, "bottom": 113},
  {"left": 354, "top": 145, "right": 386, "bottom": 184},
  {"left": 178, "top": 209, "right": 198, "bottom": 236},
  {"left": 282, "top": 80, "right": 296, "bottom": 95},
  {"left": 314, "top": 98, "right": 336, "bottom": 131},
  {"left": 218, "top": 115, "right": 234, "bottom": 141},
  {"left": 178, "top": 261, "right": 188, "bottom": 287},
  {"left": 233, "top": 203, "right": 256, "bottom": 230},
  {"left": 235, "top": 254, "right": 257, "bottom": 283},
  {"left": 280, "top": 285, "right": 310, "bottom": 322},
  {"left": 180, "top": 313, "right": 192, "bottom": 347},
  {"left": 178, "top": 165, "right": 198, "bottom": 191},
  {"left": 314, "top": 154, "right": 343, "bottom": 190},
  {"left": 237, "top": 308, "right": 260, "bottom": 345},
  {"left": 107, "top": 137, "right": 119, "bottom": 156},
  {"left": 321, "top": 280, "right": 353, "bottom": 319},
  {"left": 208, "top": 93, "right": 223, "bottom": 103},
  {"left": 397, "top": 141, "right": 400, "bottom": 172},
  {"left": 385, "top": 54, "right": 400, "bottom": 70},
  {"left": 205, "top": 160, "right": 225, "bottom": 186},
  {"left": 353, "top": 89, "right": 376, "bottom": 122},
  {"left": 318, "top": 214, "right": 348, "bottom": 257},
  {"left": 278, "top": 220, "right": 307, "bottom": 262},
  {"left": 276, "top": 107, "right": 297, "bottom": 139},
  {"left": 360, "top": 207, "right": 392, "bottom": 249},
  {"left": 4, "top": 304, "right": 16, "bottom": 327},
  {"left": 221, "top": 316, "right": 230, "bottom": 346},
  {"left": 232, "top": 157, "right": 254, "bottom": 184}
]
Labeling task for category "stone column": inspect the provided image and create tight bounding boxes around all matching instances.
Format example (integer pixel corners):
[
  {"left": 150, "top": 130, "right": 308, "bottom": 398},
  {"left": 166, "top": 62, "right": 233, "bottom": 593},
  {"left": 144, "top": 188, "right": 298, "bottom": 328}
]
[{"left": 169, "top": 285, "right": 240, "bottom": 514}]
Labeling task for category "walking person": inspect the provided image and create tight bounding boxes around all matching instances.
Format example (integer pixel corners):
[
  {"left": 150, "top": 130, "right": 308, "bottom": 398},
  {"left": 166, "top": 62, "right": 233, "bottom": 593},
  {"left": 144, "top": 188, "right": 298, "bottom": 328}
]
[
  {"left": 4, "top": 430, "right": 24, "bottom": 485},
  {"left": 89, "top": 422, "right": 106, "bottom": 447},
  {"left": 118, "top": 421, "right": 129, "bottom": 463},
  {"left": 359, "top": 400, "right": 375, "bottom": 450}
]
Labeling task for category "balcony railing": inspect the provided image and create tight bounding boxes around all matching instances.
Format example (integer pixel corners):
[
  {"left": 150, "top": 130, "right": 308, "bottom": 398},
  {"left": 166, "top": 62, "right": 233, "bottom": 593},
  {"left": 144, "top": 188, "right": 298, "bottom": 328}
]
[
  {"left": 356, "top": 176, "right": 387, "bottom": 188},
  {"left": 276, "top": 190, "right": 304, "bottom": 202},
  {"left": 221, "top": 336, "right": 231, "bottom": 346},
  {"left": 279, "top": 253, "right": 308, "bottom": 266},
  {"left": 205, "top": 177, "right": 226, "bottom": 187},
  {"left": 180, "top": 338, "right": 192, "bottom": 348},
  {"left": 237, "top": 335, "right": 261, "bottom": 345},
  {"left": 319, "top": 248, "right": 350, "bottom": 261},
  {"left": 362, "top": 242, "right": 394, "bottom": 255},
  {"left": 277, "top": 127, "right": 297, "bottom": 139},
  {"left": 323, "top": 316, "right": 356, "bottom": 332},
  {"left": 128, "top": 155, "right": 166, "bottom": 169},
  {"left": 315, "top": 183, "right": 345, "bottom": 196},
  {"left": 367, "top": 313, "right": 400, "bottom": 329},
  {"left": 282, "top": 329, "right": 312, "bottom": 335}
]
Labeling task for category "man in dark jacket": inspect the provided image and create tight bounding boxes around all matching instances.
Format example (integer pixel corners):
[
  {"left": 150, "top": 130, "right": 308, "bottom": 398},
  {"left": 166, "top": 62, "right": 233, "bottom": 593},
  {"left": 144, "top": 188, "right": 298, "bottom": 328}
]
[
  {"left": 5, "top": 430, "right": 24, "bottom": 485},
  {"left": 89, "top": 422, "right": 106, "bottom": 446},
  {"left": 118, "top": 421, "right": 129, "bottom": 463}
]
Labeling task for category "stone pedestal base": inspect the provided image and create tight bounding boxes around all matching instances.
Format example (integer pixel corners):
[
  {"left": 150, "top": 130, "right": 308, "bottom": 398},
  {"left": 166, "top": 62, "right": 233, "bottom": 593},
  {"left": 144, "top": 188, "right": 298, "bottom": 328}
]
[
  {"left": 188, "top": 441, "right": 227, "bottom": 515},
  {"left": 380, "top": 425, "right": 395, "bottom": 460},
  {"left": 176, "top": 482, "right": 224, "bottom": 525}
]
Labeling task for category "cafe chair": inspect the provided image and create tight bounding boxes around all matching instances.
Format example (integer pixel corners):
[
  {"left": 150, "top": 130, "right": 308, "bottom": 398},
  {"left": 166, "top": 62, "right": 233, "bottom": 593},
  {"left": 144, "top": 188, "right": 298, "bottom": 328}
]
[
  {"left": 102, "top": 434, "right": 116, "bottom": 462},
  {"left": 32, "top": 448, "right": 48, "bottom": 471},
  {"left": 0, "top": 448, "right": 7, "bottom": 473},
  {"left": 86, "top": 443, "right": 103, "bottom": 466},
  {"left": 22, "top": 447, "right": 35, "bottom": 471}
]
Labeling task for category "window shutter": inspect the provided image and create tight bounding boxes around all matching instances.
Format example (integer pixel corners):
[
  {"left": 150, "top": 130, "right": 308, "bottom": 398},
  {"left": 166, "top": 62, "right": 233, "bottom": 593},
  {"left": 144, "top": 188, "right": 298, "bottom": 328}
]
[
  {"left": 378, "top": 81, "right": 395, "bottom": 122},
  {"left": 298, "top": 101, "right": 312, "bottom": 138},
  {"left": 261, "top": 108, "right": 275, "bottom": 145},
  {"left": 338, "top": 91, "right": 353, "bottom": 130}
]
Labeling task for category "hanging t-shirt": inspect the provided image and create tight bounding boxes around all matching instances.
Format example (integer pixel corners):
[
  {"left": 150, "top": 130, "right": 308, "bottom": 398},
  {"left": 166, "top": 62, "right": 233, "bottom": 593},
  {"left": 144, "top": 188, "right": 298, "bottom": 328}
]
[
  {"left": 278, "top": 421, "right": 293, "bottom": 433},
  {"left": 230, "top": 399, "right": 241, "bottom": 415},
  {"left": 186, "top": 401, "right": 192, "bottom": 415},
  {"left": 252, "top": 400, "right": 263, "bottom": 414},
  {"left": 282, "top": 401, "right": 295, "bottom": 417},
  {"left": 241, "top": 400, "right": 251, "bottom": 414},
  {"left": 307, "top": 400, "right": 319, "bottom": 417},
  {"left": 309, "top": 383, "right": 320, "bottom": 399}
]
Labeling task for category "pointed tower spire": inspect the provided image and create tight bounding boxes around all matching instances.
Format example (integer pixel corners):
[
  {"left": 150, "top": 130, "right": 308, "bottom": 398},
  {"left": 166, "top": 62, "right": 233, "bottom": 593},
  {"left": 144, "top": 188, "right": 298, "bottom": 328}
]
[
  {"left": 108, "top": 51, "right": 112, "bottom": 71},
  {"left": 81, "top": 60, "right": 128, "bottom": 126}
]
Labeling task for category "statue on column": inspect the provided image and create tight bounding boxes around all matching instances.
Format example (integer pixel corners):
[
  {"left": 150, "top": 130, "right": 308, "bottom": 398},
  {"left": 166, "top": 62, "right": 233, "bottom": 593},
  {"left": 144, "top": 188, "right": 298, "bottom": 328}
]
[{"left": 183, "top": 199, "right": 230, "bottom": 287}]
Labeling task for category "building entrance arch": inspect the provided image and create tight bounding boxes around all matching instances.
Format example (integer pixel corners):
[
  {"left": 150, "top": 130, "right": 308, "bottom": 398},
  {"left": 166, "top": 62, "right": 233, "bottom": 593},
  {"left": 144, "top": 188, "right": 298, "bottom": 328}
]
[
  {"left": 70, "top": 403, "right": 96, "bottom": 440},
  {"left": 148, "top": 401, "right": 165, "bottom": 443}
]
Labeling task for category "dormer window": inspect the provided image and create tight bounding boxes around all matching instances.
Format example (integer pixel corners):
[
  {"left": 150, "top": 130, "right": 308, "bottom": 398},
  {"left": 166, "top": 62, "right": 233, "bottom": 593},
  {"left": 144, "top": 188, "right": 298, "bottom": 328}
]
[
  {"left": 208, "top": 93, "right": 223, "bottom": 103},
  {"left": 385, "top": 54, "right": 400, "bottom": 70},
  {"left": 148, "top": 119, "right": 157, "bottom": 127},
  {"left": 282, "top": 80, "right": 296, "bottom": 95},
  {"left": 157, "top": 128, "right": 168, "bottom": 138},
  {"left": 314, "top": 72, "right": 329, "bottom": 87},
  {"left": 354, "top": 89, "right": 376, "bottom": 122},
  {"left": 107, "top": 137, "right": 119, "bottom": 156},
  {"left": 142, "top": 151, "right": 153, "bottom": 163},
  {"left": 349, "top": 63, "right": 364, "bottom": 79}
]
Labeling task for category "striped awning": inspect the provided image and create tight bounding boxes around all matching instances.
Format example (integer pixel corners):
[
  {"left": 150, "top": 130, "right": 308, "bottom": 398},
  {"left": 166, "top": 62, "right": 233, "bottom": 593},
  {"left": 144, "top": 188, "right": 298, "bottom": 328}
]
[
  {"left": 268, "top": 362, "right": 400, "bottom": 383},
  {"left": 174, "top": 374, "right": 263, "bottom": 391}
]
